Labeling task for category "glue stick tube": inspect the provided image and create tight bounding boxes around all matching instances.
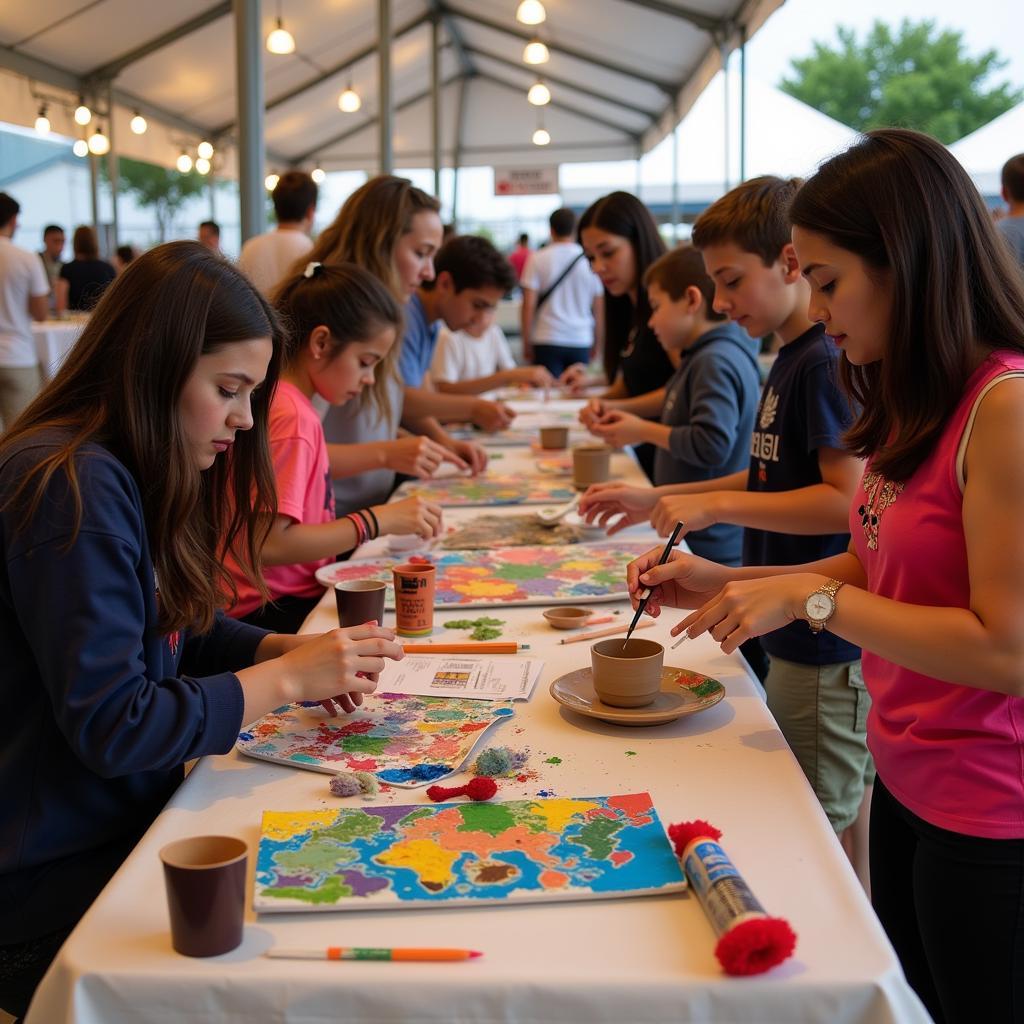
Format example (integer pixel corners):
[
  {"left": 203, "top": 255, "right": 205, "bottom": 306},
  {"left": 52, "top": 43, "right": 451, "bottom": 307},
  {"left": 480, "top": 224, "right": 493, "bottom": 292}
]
[{"left": 668, "top": 820, "right": 797, "bottom": 976}]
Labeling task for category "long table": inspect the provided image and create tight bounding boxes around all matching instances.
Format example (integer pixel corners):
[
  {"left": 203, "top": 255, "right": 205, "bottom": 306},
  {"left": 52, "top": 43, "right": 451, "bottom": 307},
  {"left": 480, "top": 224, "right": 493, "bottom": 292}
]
[{"left": 26, "top": 401, "right": 930, "bottom": 1024}]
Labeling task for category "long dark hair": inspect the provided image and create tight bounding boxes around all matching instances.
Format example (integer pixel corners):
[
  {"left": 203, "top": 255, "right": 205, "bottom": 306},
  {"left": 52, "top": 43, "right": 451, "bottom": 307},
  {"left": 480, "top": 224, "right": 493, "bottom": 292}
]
[
  {"left": 578, "top": 191, "right": 667, "bottom": 381},
  {"left": 791, "top": 128, "right": 1024, "bottom": 481},
  {"left": 1, "top": 241, "right": 286, "bottom": 635}
]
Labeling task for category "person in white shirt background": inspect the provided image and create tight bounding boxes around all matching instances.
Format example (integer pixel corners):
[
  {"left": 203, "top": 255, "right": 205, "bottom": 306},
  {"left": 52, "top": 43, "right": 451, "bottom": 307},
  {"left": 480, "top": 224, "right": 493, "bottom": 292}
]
[
  {"left": 0, "top": 193, "right": 48, "bottom": 430},
  {"left": 520, "top": 207, "right": 605, "bottom": 378}
]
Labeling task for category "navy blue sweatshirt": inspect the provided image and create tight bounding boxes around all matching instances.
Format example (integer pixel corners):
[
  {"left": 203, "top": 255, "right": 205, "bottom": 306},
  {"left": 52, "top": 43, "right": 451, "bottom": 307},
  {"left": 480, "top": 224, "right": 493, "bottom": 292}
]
[
  {"left": 0, "top": 435, "right": 267, "bottom": 942},
  {"left": 653, "top": 322, "right": 761, "bottom": 565}
]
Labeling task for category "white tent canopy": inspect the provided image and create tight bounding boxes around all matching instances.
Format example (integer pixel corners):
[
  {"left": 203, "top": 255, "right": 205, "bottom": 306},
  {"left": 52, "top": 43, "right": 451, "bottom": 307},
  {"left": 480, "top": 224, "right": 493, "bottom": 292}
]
[{"left": 948, "top": 101, "right": 1024, "bottom": 197}]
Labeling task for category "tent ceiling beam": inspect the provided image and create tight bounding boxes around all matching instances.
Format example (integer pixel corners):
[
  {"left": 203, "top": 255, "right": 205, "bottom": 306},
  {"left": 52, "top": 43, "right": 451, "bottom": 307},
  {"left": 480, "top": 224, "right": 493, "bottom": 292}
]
[{"left": 615, "top": 0, "right": 723, "bottom": 33}]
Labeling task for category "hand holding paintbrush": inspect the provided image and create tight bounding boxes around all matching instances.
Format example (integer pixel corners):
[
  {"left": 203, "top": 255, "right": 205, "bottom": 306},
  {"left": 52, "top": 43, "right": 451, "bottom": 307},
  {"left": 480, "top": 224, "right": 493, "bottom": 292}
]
[{"left": 620, "top": 521, "right": 685, "bottom": 650}]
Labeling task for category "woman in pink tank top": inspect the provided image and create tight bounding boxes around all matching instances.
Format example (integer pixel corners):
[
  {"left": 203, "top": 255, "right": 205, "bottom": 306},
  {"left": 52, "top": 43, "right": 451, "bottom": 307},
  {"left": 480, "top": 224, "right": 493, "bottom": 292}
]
[{"left": 626, "top": 129, "right": 1024, "bottom": 1023}]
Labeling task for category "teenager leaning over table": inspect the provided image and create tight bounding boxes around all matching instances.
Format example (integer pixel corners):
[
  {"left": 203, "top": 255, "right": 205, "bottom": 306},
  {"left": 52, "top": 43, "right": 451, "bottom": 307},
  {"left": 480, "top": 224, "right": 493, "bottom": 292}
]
[
  {"left": 627, "top": 129, "right": 1024, "bottom": 1024},
  {"left": 0, "top": 242, "right": 403, "bottom": 1021}
]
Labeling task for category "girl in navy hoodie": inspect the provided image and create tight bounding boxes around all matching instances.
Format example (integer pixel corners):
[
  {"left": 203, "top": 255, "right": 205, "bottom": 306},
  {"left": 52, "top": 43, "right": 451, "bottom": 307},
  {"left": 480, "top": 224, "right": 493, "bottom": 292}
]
[{"left": 0, "top": 242, "right": 403, "bottom": 1020}]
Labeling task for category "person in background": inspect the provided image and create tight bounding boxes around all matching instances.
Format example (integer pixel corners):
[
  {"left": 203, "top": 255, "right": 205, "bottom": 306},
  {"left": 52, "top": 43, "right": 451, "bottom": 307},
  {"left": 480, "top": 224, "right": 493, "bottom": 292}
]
[
  {"left": 631, "top": 129, "right": 1024, "bottom": 1023},
  {"left": 38, "top": 224, "right": 64, "bottom": 315},
  {"left": 0, "top": 241, "right": 403, "bottom": 1020},
  {"left": 998, "top": 153, "right": 1024, "bottom": 268},
  {"left": 113, "top": 245, "right": 136, "bottom": 275},
  {"left": 56, "top": 226, "right": 115, "bottom": 313},
  {"left": 520, "top": 207, "right": 605, "bottom": 379},
  {"left": 226, "top": 261, "right": 442, "bottom": 634},
  {"left": 577, "top": 191, "right": 674, "bottom": 479},
  {"left": 431, "top": 307, "right": 554, "bottom": 395},
  {"left": 198, "top": 220, "right": 222, "bottom": 256},
  {"left": 239, "top": 171, "right": 317, "bottom": 296},
  {"left": 0, "top": 193, "right": 47, "bottom": 430},
  {"left": 509, "top": 232, "right": 531, "bottom": 280}
]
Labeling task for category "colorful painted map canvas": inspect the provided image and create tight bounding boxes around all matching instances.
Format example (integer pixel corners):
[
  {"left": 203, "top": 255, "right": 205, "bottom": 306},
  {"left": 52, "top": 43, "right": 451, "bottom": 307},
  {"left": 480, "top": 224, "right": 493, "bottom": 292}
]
[
  {"left": 441, "top": 513, "right": 583, "bottom": 550},
  {"left": 254, "top": 792, "right": 686, "bottom": 912},
  {"left": 315, "top": 541, "right": 653, "bottom": 608},
  {"left": 236, "top": 695, "right": 514, "bottom": 787},
  {"left": 393, "top": 475, "right": 576, "bottom": 507}
]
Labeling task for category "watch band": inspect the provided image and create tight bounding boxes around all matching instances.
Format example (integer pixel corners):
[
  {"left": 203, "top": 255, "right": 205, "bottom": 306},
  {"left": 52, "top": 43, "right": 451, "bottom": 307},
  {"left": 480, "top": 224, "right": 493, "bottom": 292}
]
[
  {"left": 807, "top": 578, "right": 845, "bottom": 632},
  {"left": 819, "top": 578, "right": 844, "bottom": 602}
]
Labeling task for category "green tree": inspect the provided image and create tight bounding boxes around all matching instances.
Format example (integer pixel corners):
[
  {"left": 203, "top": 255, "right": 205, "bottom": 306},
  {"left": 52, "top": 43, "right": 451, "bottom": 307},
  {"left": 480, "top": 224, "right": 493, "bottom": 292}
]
[
  {"left": 115, "top": 157, "right": 210, "bottom": 242},
  {"left": 779, "top": 19, "right": 1022, "bottom": 143}
]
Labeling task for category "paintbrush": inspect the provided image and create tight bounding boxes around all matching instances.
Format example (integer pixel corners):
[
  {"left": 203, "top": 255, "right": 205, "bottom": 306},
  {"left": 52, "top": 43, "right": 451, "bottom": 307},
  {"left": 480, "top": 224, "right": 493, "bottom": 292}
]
[{"left": 620, "top": 521, "right": 684, "bottom": 651}]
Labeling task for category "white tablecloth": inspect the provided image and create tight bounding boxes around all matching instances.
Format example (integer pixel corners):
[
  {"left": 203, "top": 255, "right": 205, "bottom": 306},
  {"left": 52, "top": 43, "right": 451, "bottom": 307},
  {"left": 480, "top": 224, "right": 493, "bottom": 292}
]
[
  {"left": 26, "top": 405, "right": 929, "bottom": 1024},
  {"left": 31, "top": 319, "right": 86, "bottom": 381}
]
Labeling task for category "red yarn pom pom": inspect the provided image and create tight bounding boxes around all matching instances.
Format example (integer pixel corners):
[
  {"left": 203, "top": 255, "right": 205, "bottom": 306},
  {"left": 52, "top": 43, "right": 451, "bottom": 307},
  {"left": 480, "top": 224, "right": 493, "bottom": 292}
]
[
  {"left": 715, "top": 917, "right": 797, "bottom": 976},
  {"left": 667, "top": 819, "right": 722, "bottom": 857}
]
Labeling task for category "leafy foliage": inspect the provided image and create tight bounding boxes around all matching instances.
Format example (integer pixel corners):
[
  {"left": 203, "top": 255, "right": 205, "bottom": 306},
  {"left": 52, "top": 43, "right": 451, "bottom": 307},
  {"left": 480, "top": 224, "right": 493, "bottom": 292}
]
[
  {"left": 115, "top": 157, "right": 209, "bottom": 242},
  {"left": 779, "top": 19, "right": 1022, "bottom": 143}
]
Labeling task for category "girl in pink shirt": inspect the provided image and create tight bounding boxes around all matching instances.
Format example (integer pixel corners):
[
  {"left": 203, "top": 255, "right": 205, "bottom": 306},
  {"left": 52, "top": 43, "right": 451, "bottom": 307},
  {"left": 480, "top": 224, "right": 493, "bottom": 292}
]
[
  {"left": 627, "top": 129, "right": 1024, "bottom": 1023},
  {"left": 227, "top": 262, "right": 443, "bottom": 632}
]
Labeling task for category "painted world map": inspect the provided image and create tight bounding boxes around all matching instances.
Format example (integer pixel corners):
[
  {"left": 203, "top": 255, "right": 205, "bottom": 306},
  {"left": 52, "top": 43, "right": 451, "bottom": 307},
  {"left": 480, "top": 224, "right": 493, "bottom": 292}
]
[{"left": 254, "top": 792, "right": 686, "bottom": 912}]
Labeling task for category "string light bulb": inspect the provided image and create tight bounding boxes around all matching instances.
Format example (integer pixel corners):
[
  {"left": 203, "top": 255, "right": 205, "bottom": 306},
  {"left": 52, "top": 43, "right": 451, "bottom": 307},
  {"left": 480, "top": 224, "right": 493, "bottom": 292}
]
[
  {"left": 87, "top": 126, "right": 110, "bottom": 155},
  {"left": 532, "top": 127, "right": 551, "bottom": 146},
  {"left": 197, "top": 140, "right": 214, "bottom": 160},
  {"left": 72, "top": 139, "right": 89, "bottom": 158},
  {"left": 265, "top": 173, "right": 280, "bottom": 191},
  {"left": 195, "top": 157, "right": 211, "bottom": 175},
  {"left": 311, "top": 166, "right": 326, "bottom": 184},
  {"left": 266, "top": 17, "right": 295, "bottom": 54},
  {"left": 528, "top": 81, "right": 551, "bottom": 106},
  {"left": 130, "top": 111, "right": 147, "bottom": 135},
  {"left": 176, "top": 151, "right": 193, "bottom": 173},
  {"left": 516, "top": 1, "right": 546, "bottom": 25},
  {"left": 338, "top": 83, "right": 361, "bottom": 112},
  {"left": 523, "top": 38, "right": 549, "bottom": 64},
  {"left": 74, "top": 98, "right": 92, "bottom": 126},
  {"left": 34, "top": 105, "right": 50, "bottom": 134}
]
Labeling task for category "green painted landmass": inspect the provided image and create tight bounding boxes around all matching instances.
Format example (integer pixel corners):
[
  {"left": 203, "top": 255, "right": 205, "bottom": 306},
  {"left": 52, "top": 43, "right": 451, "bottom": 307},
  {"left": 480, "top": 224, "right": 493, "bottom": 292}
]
[
  {"left": 571, "top": 817, "right": 624, "bottom": 860},
  {"left": 456, "top": 802, "right": 517, "bottom": 837},
  {"left": 273, "top": 838, "right": 358, "bottom": 873},
  {"left": 340, "top": 734, "right": 392, "bottom": 755},
  {"left": 320, "top": 810, "right": 385, "bottom": 843},
  {"left": 262, "top": 874, "right": 353, "bottom": 904},
  {"left": 494, "top": 564, "right": 549, "bottom": 581}
]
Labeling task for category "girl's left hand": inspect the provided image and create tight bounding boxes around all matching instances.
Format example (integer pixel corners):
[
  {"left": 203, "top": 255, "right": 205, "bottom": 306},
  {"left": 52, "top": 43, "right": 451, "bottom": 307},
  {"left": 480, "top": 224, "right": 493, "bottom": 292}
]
[
  {"left": 672, "top": 573, "right": 825, "bottom": 654},
  {"left": 449, "top": 439, "right": 488, "bottom": 475},
  {"left": 589, "top": 410, "right": 644, "bottom": 448}
]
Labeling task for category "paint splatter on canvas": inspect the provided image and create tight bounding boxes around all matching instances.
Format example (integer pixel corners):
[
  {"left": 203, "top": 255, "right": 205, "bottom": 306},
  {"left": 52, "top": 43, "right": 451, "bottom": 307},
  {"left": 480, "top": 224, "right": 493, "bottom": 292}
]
[
  {"left": 316, "top": 541, "right": 654, "bottom": 608},
  {"left": 236, "top": 694, "right": 514, "bottom": 787},
  {"left": 393, "top": 475, "right": 577, "bottom": 507},
  {"left": 253, "top": 792, "right": 686, "bottom": 912},
  {"left": 441, "top": 514, "right": 583, "bottom": 550}
]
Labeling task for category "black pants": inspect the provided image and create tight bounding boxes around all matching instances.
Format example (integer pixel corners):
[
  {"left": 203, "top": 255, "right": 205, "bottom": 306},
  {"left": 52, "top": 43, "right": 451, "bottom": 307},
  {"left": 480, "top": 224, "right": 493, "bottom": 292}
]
[
  {"left": 870, "top": 776, "right": 1024, "bottom": 1023},
  {"left": 240, "top": 592, "right": 322, "bottom": 634},
  {"left": 532, "top": 344, "right": 589, "bottom": 377},
  {"left": 0, "top": 926, "right": 72, "bottom": 1021}
]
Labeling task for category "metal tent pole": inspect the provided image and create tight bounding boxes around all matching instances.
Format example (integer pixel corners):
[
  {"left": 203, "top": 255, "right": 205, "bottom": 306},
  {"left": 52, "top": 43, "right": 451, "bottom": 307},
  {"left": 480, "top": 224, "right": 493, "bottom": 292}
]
[
  {"left": 234, "top": 0, "right": 265, "bottom": 243},
  {"left": 105, "top": 82, "right": 119, "bottom": 253},
  {"left": 378, "top": 0, "right": 394, "bottom": 174},
  {"left": 739, "top": 25, "right": 747, "bottom": 182},
  {"left": 431, "top": 13, "right": 441, "bottom": 197},
  {"left": 671, "top": 98, "right": 680, "bottom": 242}
]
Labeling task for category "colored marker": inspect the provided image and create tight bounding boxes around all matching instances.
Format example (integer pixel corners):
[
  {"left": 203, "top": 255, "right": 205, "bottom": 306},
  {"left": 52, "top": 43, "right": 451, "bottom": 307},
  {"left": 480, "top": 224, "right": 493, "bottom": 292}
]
[{"left": 267, "top": 946, "right": 482, "bottom": 962}]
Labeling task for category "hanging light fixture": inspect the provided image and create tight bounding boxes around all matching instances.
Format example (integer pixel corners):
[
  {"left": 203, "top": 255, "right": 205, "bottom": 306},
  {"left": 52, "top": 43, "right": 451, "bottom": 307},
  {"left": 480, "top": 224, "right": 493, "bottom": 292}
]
[
  {"left": 176, "top": 151, "right": 193, "bottom": 173},
  {"left": 522, "top": 38, "right": 549, "bottom": 65},
  {"left": 528, "top": 80, "right": 551, "bottom": 106},
  {"left": 265, "top": 173, "right": 280, "bottom": 191},
  {"left": 34, "top": 104, "right": 51, "bottom": 134},
  {"left": 195, "top": 157, "right": 211, "bottom": 175},
  {"left": 130, "top": 111, "right": 148, "bottom": 135},
  {"left": 338, "top": 81, "right": 361, "bottom": 113},
  {"left": 197, "top": 140, "right": 214, "bottom": 160},
  {"left": 72, "top": 139, "right": 89, "bottom": 158},
  {"left": 87, "top": 125, "right": 110, "bottom": 155},
  {"left": 266, "top": 1, "right": 295, "bottom": 54},
  {"left": 311, "top": 166, "right": 326, "bottom": 184},
  {"left": 74, "top": 97, "right": 92, "bottom": 126},
  {"left": 516, "top": 1, "right": 546, "bottom": 25},
  {"left": 532, "top": 126, "right": 551, "bottom": 146}
]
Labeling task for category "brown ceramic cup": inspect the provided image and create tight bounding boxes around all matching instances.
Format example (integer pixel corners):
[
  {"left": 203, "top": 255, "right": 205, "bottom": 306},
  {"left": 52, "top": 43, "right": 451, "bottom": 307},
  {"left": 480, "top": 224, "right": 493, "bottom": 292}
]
[
  {"left": 160, "top": 835, "right": 248, "bottom": 957},
  {"left": 590, "top": 637, "right": 665, "bottom": 708},
  {"left": 335, "top": 580, "right": 387, "bottom": 628},
  {"left": 539, "top": 426, "right": 569, "bottom": 450},
  {"left": 392, "top": 563, "right": 436, "bottom": 637},
  {"left": 573, "top": 444, "right": 612, "bottom": 490}
]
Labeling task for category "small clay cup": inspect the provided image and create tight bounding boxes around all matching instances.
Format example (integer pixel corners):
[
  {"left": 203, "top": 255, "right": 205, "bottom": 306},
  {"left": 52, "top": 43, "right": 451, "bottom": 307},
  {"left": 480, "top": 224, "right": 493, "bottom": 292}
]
[
  {"left": 590, "top": 637, "right": 664, "bottom": 708},
  {"left": 539, "top": 426, "right": 569, "bottom": 450},
  {"left": 335, "top": 579, "right": 386, "bottom": 628},
  {"left": 543, "top": 606, "right": 591, "bottom": 630},
  {"left": 160, "top": 835, "right": 247, "bottom": 957},
  {"left": 573, "top": 444, "right": 611, "bottom": 490},
  {"left": 392, "top": 562, "right": 436, "bottom": 637}
]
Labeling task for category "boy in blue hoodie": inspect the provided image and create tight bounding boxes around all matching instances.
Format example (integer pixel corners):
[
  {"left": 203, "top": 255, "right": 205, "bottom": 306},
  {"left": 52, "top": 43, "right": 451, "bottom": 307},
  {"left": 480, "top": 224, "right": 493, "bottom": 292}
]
[{"left": 585, "top": 245, "right": 759, "bottom": 567}]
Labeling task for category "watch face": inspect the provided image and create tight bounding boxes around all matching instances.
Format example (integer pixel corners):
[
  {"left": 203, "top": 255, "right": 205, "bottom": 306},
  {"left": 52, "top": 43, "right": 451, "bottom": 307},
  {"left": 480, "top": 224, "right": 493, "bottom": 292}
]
[{"left": 805, "top": 592, "right": 835, "bottom": 621}]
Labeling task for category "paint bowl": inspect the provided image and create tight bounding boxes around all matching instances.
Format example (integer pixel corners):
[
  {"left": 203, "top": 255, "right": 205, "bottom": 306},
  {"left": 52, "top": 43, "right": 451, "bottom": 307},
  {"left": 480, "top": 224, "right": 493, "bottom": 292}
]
[
  {"left": 590, "top": 637, "right": 664, "bottom": 708},
  {"left": 543, "top": 607, "right": 593, "bottom": 630}
]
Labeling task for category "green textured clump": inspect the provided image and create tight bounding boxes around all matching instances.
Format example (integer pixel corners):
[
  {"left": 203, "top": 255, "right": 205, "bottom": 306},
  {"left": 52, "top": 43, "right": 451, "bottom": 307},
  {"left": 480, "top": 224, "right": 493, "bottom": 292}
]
[
  {"left": 474, "top": 746, "right": 528, "bottom": 777},
  {"left": 444, "top": 616, "right": 505, "bottom": 641}
]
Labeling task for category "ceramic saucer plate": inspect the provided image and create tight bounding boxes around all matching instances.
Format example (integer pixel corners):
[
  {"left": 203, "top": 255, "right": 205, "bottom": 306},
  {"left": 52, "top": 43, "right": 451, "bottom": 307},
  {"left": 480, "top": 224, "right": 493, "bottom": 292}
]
[{"left": 550, "top": 666, "right": 725, "bottom": 726}]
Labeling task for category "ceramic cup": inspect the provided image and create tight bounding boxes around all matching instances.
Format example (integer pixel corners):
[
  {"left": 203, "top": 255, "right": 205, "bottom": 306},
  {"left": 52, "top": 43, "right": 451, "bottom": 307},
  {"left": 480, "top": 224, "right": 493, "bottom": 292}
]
[
  {"left": 335, "top": 579, "right": 387, "bottom": 628},
  {"left": 160, "top": 835, "right": 248, "bottom": 957},
  {"left": 590, "top": 637, "right": 665, "bottom": 708},
  {"left": 539, "top": 426, "right": 569, "bottom": 450},
  {"left": 572, "top": 444, "right": 611, "bottom": 490},
  {"left": 392, "top": 563, "right": 436, "bottom": 637}
]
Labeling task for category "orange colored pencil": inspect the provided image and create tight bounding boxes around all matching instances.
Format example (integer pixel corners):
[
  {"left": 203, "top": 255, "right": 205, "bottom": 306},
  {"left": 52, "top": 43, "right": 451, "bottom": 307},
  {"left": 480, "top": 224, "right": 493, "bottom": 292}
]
[
  {"left": 267, "top": 946, "right": 482, "bottom": 961},
  {"left": 558, "top": 618, "right": 656, "bottom": 645},
  {"left": 400, "top": 642, "right": 528, "bottom": 654}
]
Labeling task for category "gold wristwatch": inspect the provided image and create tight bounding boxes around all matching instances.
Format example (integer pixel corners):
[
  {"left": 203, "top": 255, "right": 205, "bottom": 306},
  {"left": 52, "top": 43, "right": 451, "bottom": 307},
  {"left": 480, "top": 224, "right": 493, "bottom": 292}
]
[{"left": 804, "top": 578, "right": 844, "bottom": 633}]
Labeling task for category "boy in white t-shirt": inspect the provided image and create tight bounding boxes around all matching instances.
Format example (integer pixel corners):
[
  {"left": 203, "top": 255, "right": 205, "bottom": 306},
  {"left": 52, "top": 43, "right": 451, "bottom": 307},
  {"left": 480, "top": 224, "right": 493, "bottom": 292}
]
[{"left": 431, "top": 310, "right": 553, "bottom": 394}]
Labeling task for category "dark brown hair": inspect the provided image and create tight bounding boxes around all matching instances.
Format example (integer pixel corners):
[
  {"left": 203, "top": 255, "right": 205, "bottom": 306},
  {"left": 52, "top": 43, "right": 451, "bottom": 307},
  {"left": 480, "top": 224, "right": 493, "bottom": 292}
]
[
  {"left": 692, "top": 176, "right": 801, "bottom": 266},
  {"left": 643, "top": 245, "right": 725, "bottom": 321},
  {"left": 1002, "top": 153, "right": 1024, "bottom": 204},
  {"left": 0, "top": 241, "right": 286, "bottom": 635},
  {"left": 791, "top": 128, "right": 1024, "bottom": 481},
  {"left": 272, "top": 171, "right": 318, "bottom": 222},
  {"left": 578, "top": 191, "right": 667, "bottom": 380},
  {"left": 423, "top": 235, "right": 516, "bottom": 294},
  {"left": 72, "top": 224, "right": 99, "bottom": 259}
]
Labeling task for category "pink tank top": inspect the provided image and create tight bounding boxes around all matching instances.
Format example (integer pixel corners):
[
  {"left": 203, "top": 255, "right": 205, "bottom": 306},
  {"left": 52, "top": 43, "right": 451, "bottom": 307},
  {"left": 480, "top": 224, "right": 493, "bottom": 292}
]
[{"left": 851, "top": 350, "right": 1024, "bottom": 838}]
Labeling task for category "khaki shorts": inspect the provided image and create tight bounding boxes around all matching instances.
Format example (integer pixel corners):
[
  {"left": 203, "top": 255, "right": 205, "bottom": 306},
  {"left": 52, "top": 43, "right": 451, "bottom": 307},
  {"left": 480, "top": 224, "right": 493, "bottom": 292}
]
[
  {"left": 765, "top": 655, "right": 875, "bottom": 833},
  {"left": 0, "top": 364, "right": 42, "bottom": 431}
]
